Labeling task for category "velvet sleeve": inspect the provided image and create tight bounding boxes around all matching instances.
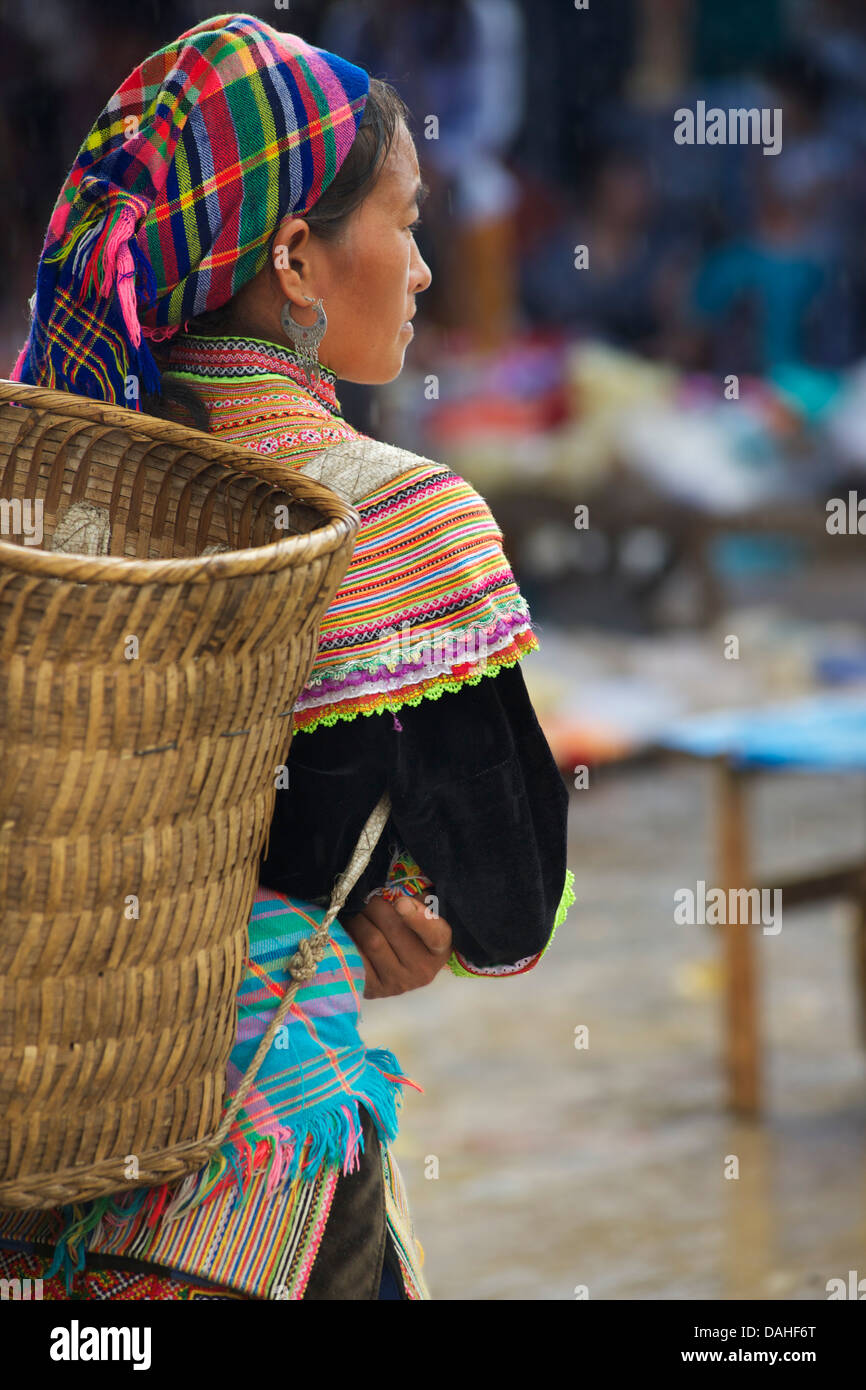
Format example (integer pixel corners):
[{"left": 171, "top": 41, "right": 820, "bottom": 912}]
[{"left": 258, "top": 662, "right": 572, "bottom": 973}]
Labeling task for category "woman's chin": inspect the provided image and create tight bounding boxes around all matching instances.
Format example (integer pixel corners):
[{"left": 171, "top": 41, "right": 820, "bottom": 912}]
[
  {"left": 337, "top": 342, "right": 410, "bottom": 386},
  {"left": 372, "top": 352, "right": 410, "bottom": 386}
]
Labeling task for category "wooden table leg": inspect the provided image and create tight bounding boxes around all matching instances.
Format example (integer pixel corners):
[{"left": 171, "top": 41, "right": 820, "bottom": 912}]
[
  {"left": 853, "top": 862, "right": 866, "bottom": 1050},
  {"left": 716, "top": 758, "right": 761, "bottom": 1115}
]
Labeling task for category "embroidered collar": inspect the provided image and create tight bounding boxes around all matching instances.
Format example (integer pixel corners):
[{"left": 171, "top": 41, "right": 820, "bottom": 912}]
[{"left": 166, "top": 333, "right": 343, "bottom": 416}]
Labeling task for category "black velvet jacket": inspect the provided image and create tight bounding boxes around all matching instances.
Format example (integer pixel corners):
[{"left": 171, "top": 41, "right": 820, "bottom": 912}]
[{"left": 258, "top": 662, "right": 569, "bottom": 970}]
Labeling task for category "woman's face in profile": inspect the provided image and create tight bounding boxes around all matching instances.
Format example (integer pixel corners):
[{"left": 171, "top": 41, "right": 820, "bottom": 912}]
[{"left": 268, "top": 120, "right": 433, "bottom": 385}]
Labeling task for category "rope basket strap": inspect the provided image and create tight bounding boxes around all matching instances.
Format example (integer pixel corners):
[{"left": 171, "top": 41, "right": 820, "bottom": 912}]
[{"left": 213, "top": 789, "right": 392, "bottom": 1144}]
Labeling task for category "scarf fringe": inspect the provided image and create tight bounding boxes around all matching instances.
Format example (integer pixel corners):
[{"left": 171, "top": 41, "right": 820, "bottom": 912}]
[{"left": 45, "top": 1046, "right": 419, "bottom": 1292}]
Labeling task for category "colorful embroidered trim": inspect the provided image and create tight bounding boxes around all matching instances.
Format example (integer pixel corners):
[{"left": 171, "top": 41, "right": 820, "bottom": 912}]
[
  {"left": 0, "top": 1245, "right": 244, "bottom": 1300},
  {"left": 165, "top": 333, "right": 346, "bottom": 417}
]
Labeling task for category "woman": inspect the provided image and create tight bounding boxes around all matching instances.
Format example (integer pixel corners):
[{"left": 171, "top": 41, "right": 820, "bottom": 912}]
[{"left": 0, "top": 13, "right": 573, "bottom": 1300}]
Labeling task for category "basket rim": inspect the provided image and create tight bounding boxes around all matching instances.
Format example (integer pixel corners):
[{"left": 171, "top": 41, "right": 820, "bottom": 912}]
[{"left": 0, "top": 379, "right": 360, "bottom": 585}]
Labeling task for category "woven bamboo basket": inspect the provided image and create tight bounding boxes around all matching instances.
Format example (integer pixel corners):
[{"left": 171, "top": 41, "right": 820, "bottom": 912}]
[{"left": 0, "top": 378, "right": 362, "bottom": 1210}]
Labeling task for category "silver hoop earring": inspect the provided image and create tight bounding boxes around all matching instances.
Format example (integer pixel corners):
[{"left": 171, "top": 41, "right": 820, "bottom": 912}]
[{"left": 280, "top": 294, "right": 327, "bottom": 388}]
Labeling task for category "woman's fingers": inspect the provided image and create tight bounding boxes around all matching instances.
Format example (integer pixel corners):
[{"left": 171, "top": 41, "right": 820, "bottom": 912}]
[
  {"left": 393, "top": 894, "right": 452, "bottom": 955},
  {"left": 364, "top": 893, "right": 452, "bottom": 972},
  {"left": 342, "top": 893, "right": 453, "bottom": 996},
  {"left": 355, "top": 903, "right": 422, "bottom": 979},
  {"left": 356, "top": 949, "right": 385, "bottom": 999},
  {"left": 342, "top": 907, "right": 407, "bottom": 996}
]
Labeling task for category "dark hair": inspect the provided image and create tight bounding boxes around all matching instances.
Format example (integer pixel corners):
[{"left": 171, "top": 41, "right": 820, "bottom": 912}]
[{"left": 142, "top": 77, "right": 410, "bottom": 432}]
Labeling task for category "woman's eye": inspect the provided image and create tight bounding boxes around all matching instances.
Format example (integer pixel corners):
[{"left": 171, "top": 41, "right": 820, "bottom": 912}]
[{"left": 406, "top": 218, "right": 422, "bottom": 233}]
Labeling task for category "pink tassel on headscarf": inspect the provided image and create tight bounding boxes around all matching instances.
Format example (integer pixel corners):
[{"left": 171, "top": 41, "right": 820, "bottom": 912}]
[{"left": 87, "top": 202, "right": 143, "bottom": 347}]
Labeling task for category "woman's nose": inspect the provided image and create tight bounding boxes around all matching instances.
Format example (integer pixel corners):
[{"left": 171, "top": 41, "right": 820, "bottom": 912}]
[{"left": 411, "top": 242, "right": 432, "bottom": 294}]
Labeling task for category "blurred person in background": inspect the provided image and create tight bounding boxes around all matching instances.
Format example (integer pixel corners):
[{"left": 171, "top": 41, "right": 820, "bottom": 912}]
[
  {"left": 518, "top": 147, "right": 694, "bottom": 357},
  {"left": 687, "top": 49, "right": 858, "bottom": 374},
  {"left": 320, "top": 0, "right": 525, "bottom": 350}
]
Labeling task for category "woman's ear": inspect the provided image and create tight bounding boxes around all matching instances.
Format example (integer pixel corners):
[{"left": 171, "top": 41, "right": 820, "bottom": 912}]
[{"left": 271, "top": 217, "right": 314, "bottom": 307}]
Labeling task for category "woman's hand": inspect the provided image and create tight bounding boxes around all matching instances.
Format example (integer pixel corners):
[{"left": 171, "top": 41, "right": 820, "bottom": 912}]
[{"left": 341, "top": 893, "right": 453, "bottom": 998}]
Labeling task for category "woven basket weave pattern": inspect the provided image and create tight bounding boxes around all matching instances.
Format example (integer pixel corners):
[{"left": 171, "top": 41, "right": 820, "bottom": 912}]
[{"left": 0, "top": 381, "right": 359, "bottom": 1209}]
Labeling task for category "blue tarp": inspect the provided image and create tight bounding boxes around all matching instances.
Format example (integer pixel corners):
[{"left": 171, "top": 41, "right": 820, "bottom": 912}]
[{"left": 657, "top": 692, "right": 866, "bottom": 770}]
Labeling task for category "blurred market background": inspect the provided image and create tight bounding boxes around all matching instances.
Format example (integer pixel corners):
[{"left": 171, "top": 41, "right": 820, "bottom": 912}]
[{"left": 3, "top": 0, "right": 866, "bottom": 1299}]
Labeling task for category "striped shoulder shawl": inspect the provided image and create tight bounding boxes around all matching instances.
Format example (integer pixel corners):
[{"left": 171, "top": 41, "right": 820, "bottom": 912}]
[{"left": 161, "top": 334, "right": 541, "bottom": 735}]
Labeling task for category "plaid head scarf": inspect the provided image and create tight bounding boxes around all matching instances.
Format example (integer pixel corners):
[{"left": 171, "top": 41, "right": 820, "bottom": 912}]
[{"left": 10, "top": 12, "right": 369, "bottom": 408}]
